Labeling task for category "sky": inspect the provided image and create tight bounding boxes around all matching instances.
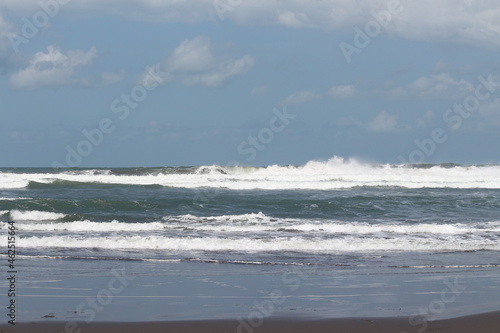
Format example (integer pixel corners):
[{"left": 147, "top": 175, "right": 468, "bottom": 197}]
[{"left": 1, "top": 0, "right": 500, "bottom": 167}]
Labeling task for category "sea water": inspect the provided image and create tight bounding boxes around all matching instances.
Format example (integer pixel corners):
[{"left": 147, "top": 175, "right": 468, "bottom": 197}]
[{"left": 1, "top": 157, "right": 500, "bottom": 320}]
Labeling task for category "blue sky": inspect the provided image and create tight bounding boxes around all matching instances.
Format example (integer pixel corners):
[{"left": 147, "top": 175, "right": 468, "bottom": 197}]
[{"left": 1, "top": 0, "right": 500, "bottom": 167}]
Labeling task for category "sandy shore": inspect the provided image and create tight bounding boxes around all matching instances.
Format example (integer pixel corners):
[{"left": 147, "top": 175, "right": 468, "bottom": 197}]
[
  {"left": 5, "top": 256, "right": 500, "bottom": 331},
  {"left": 2, "top": 311, "right": 500, "bottom": 333}
]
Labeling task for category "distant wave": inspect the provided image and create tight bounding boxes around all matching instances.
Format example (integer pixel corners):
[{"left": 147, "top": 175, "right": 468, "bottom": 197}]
[
  {"left": 2, "top": 156, "right": 500, "bottom": 190},
  {"left": 10, "top": 210, "right": 66, "bottom": 221}
]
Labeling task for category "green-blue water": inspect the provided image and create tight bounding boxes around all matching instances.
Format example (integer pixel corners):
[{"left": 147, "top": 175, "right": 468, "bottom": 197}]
[{"left": 1, "top": 159, "right": 500, "bottom": 268}]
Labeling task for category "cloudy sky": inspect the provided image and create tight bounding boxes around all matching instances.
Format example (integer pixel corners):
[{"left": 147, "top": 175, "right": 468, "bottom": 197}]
[{"left": 1, "top": 0, "right": 500, "bottom": 167}]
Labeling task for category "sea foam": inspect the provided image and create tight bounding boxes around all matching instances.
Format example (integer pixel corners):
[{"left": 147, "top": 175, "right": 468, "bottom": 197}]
[
  {"left": 2, "top": 157, "right": 500, "bottom": 189},
  {"left": 10, "top": 210, "right": 66, "bottom": 221}
]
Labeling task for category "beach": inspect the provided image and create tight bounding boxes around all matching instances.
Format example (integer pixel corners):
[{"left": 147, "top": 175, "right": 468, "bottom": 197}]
[
  {"left": 2, "top": 256, "right": 500, "bottom": 332},
  {"left": 2, "top": 311, "right": 500, "bottom": 333},
  {"left": 3, "top": 0, "right": 500, "bottom": 330},
  {"left": 1, "top": 163, "right": 500, "bottom": 331}
]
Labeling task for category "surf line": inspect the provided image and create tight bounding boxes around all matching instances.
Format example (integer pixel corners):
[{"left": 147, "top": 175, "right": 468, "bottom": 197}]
[{"left": 6, "top": 220, "right": 16, "bottom": 325}]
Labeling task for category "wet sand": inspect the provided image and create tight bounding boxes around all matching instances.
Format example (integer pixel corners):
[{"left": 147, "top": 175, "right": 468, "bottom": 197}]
[
  {"left": 2, "top": 311, "right": 500, "bottom": 333},
  {"left": 3, "top": 256, "right": 500, "bottom": 332}
]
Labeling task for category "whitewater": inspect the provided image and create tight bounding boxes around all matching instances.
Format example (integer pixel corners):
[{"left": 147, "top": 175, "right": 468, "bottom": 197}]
[
  {"left": 2, "top": 157, "right": 500, "bottom": 190},
  {"left": 1, "top": 156, "right": 500, "bottom": 268}
]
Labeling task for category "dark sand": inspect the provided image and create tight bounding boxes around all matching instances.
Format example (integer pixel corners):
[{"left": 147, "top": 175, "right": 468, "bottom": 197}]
[
  {"left": 5, "top": 257, "right": 500, "bottom": 332},
  {"left": 2, "top": 311, "right": 500, "bottom": 333},
  {"left": 10, "top": 257, "right": 500, "bottom": 322}
]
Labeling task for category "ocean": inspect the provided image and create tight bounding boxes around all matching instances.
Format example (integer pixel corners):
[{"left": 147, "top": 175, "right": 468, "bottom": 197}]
[
  {"left": 2, "top": 156, "right": 500, "bottom": 265},
  {"left": 2, "top": 156, "right": 500, "bottom": 321}
]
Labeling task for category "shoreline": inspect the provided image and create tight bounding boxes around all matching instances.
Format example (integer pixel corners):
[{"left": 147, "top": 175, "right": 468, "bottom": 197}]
[
  {"left": 2, "top": 311, "right": 500, "bottom": 333},
  {"left": 6, "top": 256, "right": 500, "bottom": 323}
]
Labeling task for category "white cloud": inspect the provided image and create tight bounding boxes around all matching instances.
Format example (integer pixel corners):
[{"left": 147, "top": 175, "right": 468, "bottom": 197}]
[
  {"left": 136, "top": 64, "right": 174, "bottom": 87},
  {"left": 228, "top": 0, "right": 364, "bottom": 28},
  {"left": 138, "top": 36, "right": 254, "bottom": 88},
  {"left": 182, "top": 55, "right": 254, "bottom": 88},
  {"left": 368, "top": 111, "right": 399, "bottom": 133},
  {"left": 2, "top": 1, "right": 500, "bottom": 49},
  {"left": 410, "top": 73, "right": 474, "bottom": 98},
  {"left": 389, "top": 0, "right": 500, "bottom": 49},
  {"left": 167, "top": 36, "right": 215, "bottom": 73},
  {"left": 95, "top": 1, "right": 500, "bottom": 49},
  {"left": 383, "top": 73, "right": 475, "bottom": 99},
  {"left": 10, "top": 46, "right": 97, "bottom": 89},
  {"left": 328, "top": 85, "right": 356, "bottom": 99},
  {"left": 328, "top": 74, "right": 482, "bottom": 101},
  {"left": 282, "top": 90, "right": 321, "bottom": 105},
  {"left": 2, "top": 0, "right": 500, "bottom": 56},
  {"left": 277, "top": 11, "right": 311, "bottom": 28}
]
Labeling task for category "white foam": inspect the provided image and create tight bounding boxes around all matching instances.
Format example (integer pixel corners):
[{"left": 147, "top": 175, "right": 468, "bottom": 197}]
[
  {"left": 167, "top": 212, "right": 273, "bottom": 224},
  {"left": 16, "top": 235, "right": 500, "bottom": 252},
  {"left": 6, "top": 212, "right": 499, "bottom": 235},
  {"left": 287, "top": 222, "right": 491, "bottom": 234},
  {"left": 0, "top": 197, "right": 30, "bottom": 201},
  {"left": 5, "top": 211, "right": 498, "bottom": 255},
  {"left": 3, "top": 157, "right": 500, "bottom": 189},
  {"left": 10, "top": 220, "right": 164, "bottom": 232},
  {"left": 10, "top": 210, "right": 66, "bottom": 221},
  {"left": 0, "top": 172, "right": 54, "bottom": 189},
  {"left": 165, "top": 213, "right": 500, "bottom": 234}
]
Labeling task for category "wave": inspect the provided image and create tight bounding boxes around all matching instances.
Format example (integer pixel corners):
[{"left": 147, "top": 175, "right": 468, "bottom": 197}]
[
  {"left": 9, "top": 210, "right": 66, "bottom": 221},
  {"left": 3, "top": 211, "right": 500, "bottom": 233},
  {"left": 14, "top": 234, "right": 500, "bottom": 252},
  {"left": 7, "top": 220, "right": 164, "bottom": 232},
  {"left": 0, "top": 197, "right": 31, "bottom": 201},
  {"left": 2, "top": 156, "right": 500, "bottom": 190},
  {"left": 1, "top": 211, "right": 498, "bottom": 254},
  {"left": 0, "top": 157, "right": 500, "bottom": 190}
]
